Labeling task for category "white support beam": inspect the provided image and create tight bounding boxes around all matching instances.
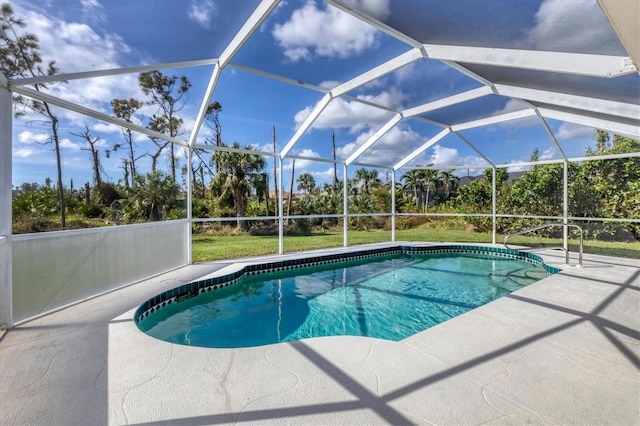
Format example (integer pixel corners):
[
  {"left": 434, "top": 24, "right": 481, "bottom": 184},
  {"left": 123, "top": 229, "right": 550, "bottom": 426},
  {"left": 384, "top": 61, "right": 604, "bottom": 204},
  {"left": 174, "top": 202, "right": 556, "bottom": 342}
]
[
  {"left": 280, "top": 93, "right": 332, "bottom": 158},
  {"left": 14, "top": 86, "right": 189, "bottom": 147},
  {"left": 451, "top": 109, "right": 536, "bottom": 132},
  {"left": 495, "top": 84, "right": 640, "bottom": 121},
  {"left": 228, "top": 63, "right": 329, "bottom": 93},
  {"left": 190, "top": 1, "right": 280, "bottom": 152},
  {"left": 424, "top": 44, "right": 637, "bottom": 77},
  {"left": 187, "top": 64, "right": 222, "bottom": 148},
  {"left": 393, "top": 128, "right": 451, "bottom": 171},
  {"left": 192, "top": 141, "right": 274, "bottom": 157},
  {"left": 439, "top": 60, "right": 497, "bottom": 89},
  {"left": 11, "top": 58, "right": 219, "bottom": 86},
  {"left": 218, "top": 0, "right": 281, "bottom": 68},
  {"left": 330, "top": 48, "right": 423, "bottom": 98},
  {"left": 534, "top": 109, "right": 567, "bottom": 160},
  {"left": 341, "top": 94, "right": 398, "bottom": 113},
  {"left": 453, "top": 131, "right": 495, "bottom": 167},
  {"left": 402, "top": 86, "right": 493, "bottom": 117},
  {"left": 345, "top": 113, "right": 402, "bottom": 165},
  {"left": 598, "top": 0, "right": 640, "bottom": 70},
  {"left": 0, "top": 80, "right": 12, "bottom": 329},
  {"left": 538, "top": 107, "right": 640, "bottom": 139}
]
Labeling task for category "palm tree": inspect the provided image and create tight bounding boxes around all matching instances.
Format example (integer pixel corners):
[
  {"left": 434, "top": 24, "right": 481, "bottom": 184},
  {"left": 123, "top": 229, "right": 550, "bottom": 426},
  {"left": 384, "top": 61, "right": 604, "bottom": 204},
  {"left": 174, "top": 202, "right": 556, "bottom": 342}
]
[
  {"left": 296, "top": 172, "right": 316, "bottom": 195},
  {"left": 440, "top": 169, "right": 459, "bottom": 199},
  {"left": 211, "top": 142, "right": 266, "bottom": 229},
  {"left": 353, "top": 168, "right": 381, "bottom": 195},
  {"left": 401, "top": 169, "right": 424, "bottom": 208},
  {"left": 131, "top": 171, "right": 180, "bottom": 221},
  {"left": 423, "top": 168, "right": 441, "bottom": 210}
]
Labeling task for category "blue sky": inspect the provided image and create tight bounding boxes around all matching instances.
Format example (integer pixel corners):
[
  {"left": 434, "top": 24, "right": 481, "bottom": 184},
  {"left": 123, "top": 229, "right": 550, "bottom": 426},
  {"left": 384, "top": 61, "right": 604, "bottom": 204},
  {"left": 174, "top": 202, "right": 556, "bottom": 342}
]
[{"left": 8, "top": 0, "right": 620, "bottom": 189}]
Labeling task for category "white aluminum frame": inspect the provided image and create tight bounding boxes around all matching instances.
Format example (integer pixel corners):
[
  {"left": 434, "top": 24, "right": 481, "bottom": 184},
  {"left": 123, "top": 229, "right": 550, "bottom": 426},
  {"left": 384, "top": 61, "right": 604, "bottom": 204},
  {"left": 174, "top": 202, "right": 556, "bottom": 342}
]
[{"left": 1, "top": 0, "right": 639, "bottom": 328}]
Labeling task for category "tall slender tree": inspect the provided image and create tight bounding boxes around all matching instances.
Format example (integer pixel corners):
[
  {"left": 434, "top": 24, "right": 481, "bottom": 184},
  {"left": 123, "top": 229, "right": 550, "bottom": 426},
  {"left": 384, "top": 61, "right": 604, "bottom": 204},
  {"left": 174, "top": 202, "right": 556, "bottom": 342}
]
[
  {"left": 72, "top": 126, "right": 103, "bottom": 187},
  {"left": 139, "top": 71, "right": 191, "bottom": 180},
  {"left": 401, "top": 169, "right": 423, "bottom": 208},
  {"left": 1, "top": 3, "right": 66, "bottom": 227},
  {"left": 111, "top": 98, "right": 143, "bottom": 185},
  {"left": 439, "top": 169, "right": 458, "bottom": 199}
]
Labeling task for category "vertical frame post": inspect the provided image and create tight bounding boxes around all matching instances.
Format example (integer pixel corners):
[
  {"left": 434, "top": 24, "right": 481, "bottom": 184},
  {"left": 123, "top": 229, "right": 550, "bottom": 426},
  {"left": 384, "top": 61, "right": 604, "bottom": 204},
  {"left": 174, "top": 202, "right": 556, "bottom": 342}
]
[
  {"left": 185, "top": 146, "right": 193, "bottom": 264},
  {"left": 492, "top": 167, "right": 497, "bottom": 245},
  {"left": 563, "top": 160, "right": 569, "bottom": 250},
  {"left": 278, "top": 157, "right": 284, "bottom": 255},
  {"left": 391, "top": 169, "right": 396, "bottom": 242},
  {"left": 343, "top": 163, "right": 348, "bottom": 247},
  {"left": 0, "top": 79, "right": 13, "bottom": 330}
]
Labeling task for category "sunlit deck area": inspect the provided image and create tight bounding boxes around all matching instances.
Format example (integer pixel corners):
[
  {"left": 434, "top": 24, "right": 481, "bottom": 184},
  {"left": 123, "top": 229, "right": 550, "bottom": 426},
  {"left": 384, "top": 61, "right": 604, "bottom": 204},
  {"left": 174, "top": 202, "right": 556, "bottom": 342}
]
[
  {"left": 1, "top": 1, "right": 639, "bottom": 425},
  {"left": 1, "top": 245, "right": 638, "bottom": 425}
]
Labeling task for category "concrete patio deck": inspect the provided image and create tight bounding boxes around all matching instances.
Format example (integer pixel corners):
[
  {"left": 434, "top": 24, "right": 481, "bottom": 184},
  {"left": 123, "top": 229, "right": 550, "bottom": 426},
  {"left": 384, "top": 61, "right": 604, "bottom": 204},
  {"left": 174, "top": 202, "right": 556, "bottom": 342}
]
[{"left": 1, "top": 244, "right": 638, "bottom": 425}]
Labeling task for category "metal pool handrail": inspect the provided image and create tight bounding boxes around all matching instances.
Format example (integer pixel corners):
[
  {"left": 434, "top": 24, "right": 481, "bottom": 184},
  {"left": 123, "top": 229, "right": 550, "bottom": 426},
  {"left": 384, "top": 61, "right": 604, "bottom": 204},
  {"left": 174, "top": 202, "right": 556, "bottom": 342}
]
[{"left": 504, "top": 223, "right": 583, "bottom": 267}]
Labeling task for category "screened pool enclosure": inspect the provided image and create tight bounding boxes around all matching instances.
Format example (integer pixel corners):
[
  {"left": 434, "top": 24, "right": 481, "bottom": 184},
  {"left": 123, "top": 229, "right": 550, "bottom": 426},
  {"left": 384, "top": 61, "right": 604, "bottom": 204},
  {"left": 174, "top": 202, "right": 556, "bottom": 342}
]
[{"left": 1, "top": 0, "right": 638, "bottom": 329}]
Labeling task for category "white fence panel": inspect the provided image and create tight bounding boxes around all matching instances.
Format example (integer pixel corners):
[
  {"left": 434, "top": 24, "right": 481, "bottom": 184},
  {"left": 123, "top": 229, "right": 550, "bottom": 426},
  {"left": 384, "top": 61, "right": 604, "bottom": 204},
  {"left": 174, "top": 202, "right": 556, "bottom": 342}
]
[{"left": 12, "top": 220, "right": 189, "bottom": 323}]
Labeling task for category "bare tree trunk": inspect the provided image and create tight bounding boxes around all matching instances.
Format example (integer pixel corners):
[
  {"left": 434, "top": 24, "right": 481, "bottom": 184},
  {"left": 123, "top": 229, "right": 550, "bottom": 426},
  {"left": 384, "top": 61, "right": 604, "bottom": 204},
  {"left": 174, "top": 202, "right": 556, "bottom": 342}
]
[
  {"left": 74, "top": 126, "right": 103, "bottom": 187},
  {"left": 51, "top": 116, "right": 66, "bottom": 228},
  {"left": 150, "top": 140, "right": 170, "bottom": 172},
  {"left": 84, "top": 182, "right": 91, "bottom": 205},
  {"left": 122, "top": 159, "right": 130, "bottom": 188}
]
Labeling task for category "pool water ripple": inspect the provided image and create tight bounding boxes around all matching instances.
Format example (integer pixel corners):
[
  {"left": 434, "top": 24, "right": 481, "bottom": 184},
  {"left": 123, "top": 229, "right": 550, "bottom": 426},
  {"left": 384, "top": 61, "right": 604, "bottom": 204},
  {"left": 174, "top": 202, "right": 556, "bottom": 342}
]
[{"left": 137, "top": 249, "right": 555, "bottom": 348}]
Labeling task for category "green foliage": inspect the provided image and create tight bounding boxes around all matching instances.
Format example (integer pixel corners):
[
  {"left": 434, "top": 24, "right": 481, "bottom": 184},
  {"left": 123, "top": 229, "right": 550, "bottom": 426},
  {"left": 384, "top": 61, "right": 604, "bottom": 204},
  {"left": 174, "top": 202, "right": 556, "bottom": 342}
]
[
  {"left": 77, "top": 204, "right": 105, "bottom": 219},
  {"left": 211, "top": 142, "right": 266, "bottom": 229},
  {"left": 296, "top": 172, "right": 316, "bottom": 194},
  {"left": 127, "top": 171, "right": 181, "bottom": 221}
]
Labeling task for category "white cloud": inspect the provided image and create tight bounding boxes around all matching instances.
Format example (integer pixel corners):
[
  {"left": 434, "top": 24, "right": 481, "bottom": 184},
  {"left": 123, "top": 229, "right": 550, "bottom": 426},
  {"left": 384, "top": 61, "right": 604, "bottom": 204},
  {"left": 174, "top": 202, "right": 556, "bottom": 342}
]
[
  {"left": 319, "top": 80, "right": 341, "bottom": 90},
  {"left": 555, "top": 122, "right": 594, "bottom": 141},
  {"left": 14, "top": 147, "right": 37, "bottom": 158},
  {"left": 427, "top": 145, "right": 488, "bottom": 168},
  {"left": 336, "top": 125, "right": 428, "bottom": 166},
  {"left": 59, "top": 138, "right": 82, "bottom": 151},
  {"left": 18, "top": 130, "right": 50, "bottom": 144},
  {"left": 21, "top": 9, "right": 129, "bottom": 74},
  {"left": 518, "top": 0, "right": 618, "bottom": 53},
  {"left": 539, "top": 147, "right": 556, "bottom": 161},
  {"left": 81, "top": 0, "right": 106, "bottom": 24},
  {"left": 273, "top": 1, "right": 387, "bottom": 61},
  {"left": 286, "top": 148, "right": 320, "bottom": 170},
  {"left": 294, "top": 92, "right": 398, "bottom": 132},
  {"left": 187, "top": 0, "right": 217, "bottom": 29},
  {"left": 10, "top": 5, "right": 145, "bottom": 120},
  {"left": 312, "top": 167, "right": 336, "bottom": 181},
  {"left": 91, "top": 122, "right": 121, "bottom": 134}
]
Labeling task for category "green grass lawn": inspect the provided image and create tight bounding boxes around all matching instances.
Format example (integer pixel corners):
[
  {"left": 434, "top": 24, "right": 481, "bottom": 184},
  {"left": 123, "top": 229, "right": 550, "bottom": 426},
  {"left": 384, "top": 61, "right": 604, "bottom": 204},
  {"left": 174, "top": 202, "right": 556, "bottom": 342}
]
[{"left": 192, "top": 228, "right": 639, "bottom": 262}]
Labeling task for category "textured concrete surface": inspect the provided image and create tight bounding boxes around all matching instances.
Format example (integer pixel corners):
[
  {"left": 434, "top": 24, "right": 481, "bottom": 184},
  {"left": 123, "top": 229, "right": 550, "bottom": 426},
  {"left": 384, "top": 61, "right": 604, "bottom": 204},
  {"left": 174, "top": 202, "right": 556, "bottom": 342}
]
[{"left": 1, "top": 244, "right": 638, "bottom": 425}]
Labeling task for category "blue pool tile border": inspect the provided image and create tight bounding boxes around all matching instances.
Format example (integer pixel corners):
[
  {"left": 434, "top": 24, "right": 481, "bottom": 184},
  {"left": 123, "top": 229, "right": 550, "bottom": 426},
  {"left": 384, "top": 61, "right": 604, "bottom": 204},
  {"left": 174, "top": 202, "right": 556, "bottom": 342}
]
[{"left": 135, "top": 245, "right": 560, "bottom": 324}]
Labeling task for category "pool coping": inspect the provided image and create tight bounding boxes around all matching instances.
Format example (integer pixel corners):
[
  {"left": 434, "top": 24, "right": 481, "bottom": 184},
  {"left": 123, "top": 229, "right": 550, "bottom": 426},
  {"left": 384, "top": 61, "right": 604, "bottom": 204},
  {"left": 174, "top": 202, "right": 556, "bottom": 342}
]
[{"left": 135, "top": 243, "right": 560, "bottom": 325}]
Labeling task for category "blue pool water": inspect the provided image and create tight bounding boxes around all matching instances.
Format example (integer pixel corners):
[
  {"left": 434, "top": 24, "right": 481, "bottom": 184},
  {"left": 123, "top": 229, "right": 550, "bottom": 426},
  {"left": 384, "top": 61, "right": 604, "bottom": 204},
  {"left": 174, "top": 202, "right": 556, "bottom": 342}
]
[{"left": 137, "top": 250, "right": 552, "bottom": 348}]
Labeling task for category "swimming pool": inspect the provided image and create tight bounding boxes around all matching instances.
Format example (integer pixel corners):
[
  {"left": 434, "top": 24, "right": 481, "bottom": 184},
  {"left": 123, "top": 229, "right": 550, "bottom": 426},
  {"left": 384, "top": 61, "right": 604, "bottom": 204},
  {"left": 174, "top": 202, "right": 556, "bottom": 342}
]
[{"left": 136, "top": 245, "right": 558, "bottom": 348}]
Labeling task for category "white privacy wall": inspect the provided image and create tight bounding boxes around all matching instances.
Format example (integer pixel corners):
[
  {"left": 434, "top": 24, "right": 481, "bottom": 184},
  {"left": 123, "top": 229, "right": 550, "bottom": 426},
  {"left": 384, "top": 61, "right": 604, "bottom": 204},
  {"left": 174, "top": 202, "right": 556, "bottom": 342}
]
[{"left": 12, "top": 220, "right": 189, "bottom": 323}]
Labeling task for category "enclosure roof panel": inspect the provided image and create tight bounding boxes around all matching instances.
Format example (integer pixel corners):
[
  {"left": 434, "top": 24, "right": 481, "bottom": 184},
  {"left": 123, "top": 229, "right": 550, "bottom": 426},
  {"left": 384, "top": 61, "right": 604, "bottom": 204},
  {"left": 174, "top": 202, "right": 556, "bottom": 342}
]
[{"left": 5, "top": 0, "right": 639, "bottom": 184}]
